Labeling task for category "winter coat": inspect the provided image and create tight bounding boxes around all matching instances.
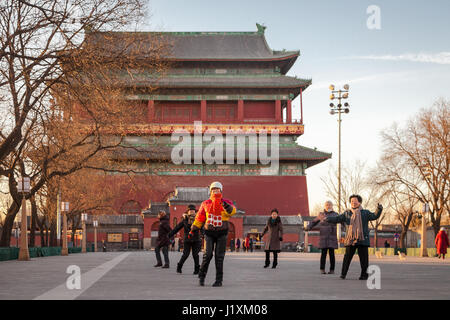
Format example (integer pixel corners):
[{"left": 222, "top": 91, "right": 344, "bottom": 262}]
[
  {"left": 156, "top": 215, "right": 172, "bottom": 247},
  {"left": 192, "top": 196, "right": 236, "bottom": 236},
  {"left": 168, "top": 213, "right": 201, "bottom": 243},
  {"left": 326, "top": 207, "right": 382, "bottom": 247},
  {"left": 244, "top": 237, "right": 250, "bottom": 248},
  {"left": 262, "top": 217, "right": 283, "bottom": 252},
  {"left": 435, "top": 230, "right": 449, "bottom": 255},
  {"left": 307, "top": 211, "right": 339, "bottom": 249},
  {"left": 235, "top": 238, "right": 241, "bottom": 248}
]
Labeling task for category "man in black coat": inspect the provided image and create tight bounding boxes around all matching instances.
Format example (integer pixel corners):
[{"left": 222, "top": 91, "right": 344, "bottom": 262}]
[
  {"left": 154, "top": 210, "right": 172, "bottom": 268},
  {"left": 326, "top": 194, "right": 382, "bottom": 280},
  {"left": 168, "top": 204, "right": 202, "bottom": 274}
]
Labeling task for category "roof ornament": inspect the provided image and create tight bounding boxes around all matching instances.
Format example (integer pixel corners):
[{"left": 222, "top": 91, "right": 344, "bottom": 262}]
[{"left": 256, "top": 23, "right": 266, "bottom": 34}]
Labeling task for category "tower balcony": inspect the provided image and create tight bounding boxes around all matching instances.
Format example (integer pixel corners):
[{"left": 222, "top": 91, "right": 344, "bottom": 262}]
[{"left": 114, "top": 121, "right": 304, "bottom": 135}]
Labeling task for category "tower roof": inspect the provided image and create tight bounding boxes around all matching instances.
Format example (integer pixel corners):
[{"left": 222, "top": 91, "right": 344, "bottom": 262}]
[{"left": 85, "top": 24, "right": 300, "bottom": 74}]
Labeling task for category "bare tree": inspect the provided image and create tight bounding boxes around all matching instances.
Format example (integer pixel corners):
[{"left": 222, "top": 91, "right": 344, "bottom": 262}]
[
  {"left": 0, "top": 0, "right": 170, "bottom": 246},
  {"left": 377, "top": 99, "right": 450, "bottom": 239},
  {"left": 321, "top": 160, "right": 384, "bottom": 211},
  {"left": 374, "top": 178, "right": 420, "bottom": 248},
  {"left": 322, "top": 160, "right": 390, "bottom": 247}
]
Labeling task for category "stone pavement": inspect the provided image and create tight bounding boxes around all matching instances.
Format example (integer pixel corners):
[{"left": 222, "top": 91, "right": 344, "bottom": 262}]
[{"left": 0, "top": 250, "right": 449, "bottom": 300}]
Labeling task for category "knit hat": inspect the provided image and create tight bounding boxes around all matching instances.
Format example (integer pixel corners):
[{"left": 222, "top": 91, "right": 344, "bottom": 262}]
[
  {"left": 186, "top": 204, "right": 197, "bottom": 212},
  {"left": 209, "top": 181, "right": 223, "bottom": 193}
]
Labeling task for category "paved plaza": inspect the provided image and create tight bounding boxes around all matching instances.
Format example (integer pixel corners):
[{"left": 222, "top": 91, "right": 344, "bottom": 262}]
[{"left": 0, "top": 250, "right": 449, "bottom": 300}]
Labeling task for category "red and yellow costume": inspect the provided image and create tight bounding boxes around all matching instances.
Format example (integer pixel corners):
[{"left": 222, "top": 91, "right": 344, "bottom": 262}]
[{"left": 193, "top": 192, "right": 236, "bottom": 231}]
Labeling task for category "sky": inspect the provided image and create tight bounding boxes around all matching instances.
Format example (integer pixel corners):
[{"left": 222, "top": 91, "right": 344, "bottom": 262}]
[{"left": 141, "top": 0, "right": 450, "bottom": 211}]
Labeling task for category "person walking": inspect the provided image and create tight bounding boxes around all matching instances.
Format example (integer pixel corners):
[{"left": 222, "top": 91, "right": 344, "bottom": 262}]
[
  {"left": 325, "top": 194, "right": 382, "bottom": 280},
  {"left": 230, "top": 238, "right": 235, "bottom": 252},
  {"left": 154, "top": 210, "right": 172, "bottom": 268},
  {"left": 435, "top": 227, "right": 449, "bottom": 259},
  {"left": 244, "top": 235, "right": 250, "bottom": 252},
  {"left": 384, "top": 240, "right": 390, "bottom": 248},
  {"left": 188, "top": 181, "right": 236, "bottom": 287},
  {"left": 305, "top": 200, "right": 338, "bottom": 274},
  {"left": 249, "top": 236, "right": 254, "bottom": 253},
  {"left": 235, "top": 238, "right": 241, "bottom": 252},
  {"left": 261, "top": 209, "right": 283, "bottom": 269},
  {"left": 168, "top": 204, "right": 202, "bottom": 274}
]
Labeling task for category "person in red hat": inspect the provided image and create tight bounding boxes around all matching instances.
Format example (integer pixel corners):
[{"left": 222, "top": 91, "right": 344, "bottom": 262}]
[{"left": 188, "top": 181, "right": 236, "bottom": 287}]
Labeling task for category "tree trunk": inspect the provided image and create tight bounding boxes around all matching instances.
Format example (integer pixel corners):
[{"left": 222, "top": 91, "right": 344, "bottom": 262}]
[
  {"left": 374, "top": 229, "right": 378, "bottom": 249},
  {"left": 45, "top": 226, "right": 49, "bottom": 247},
  {"left": 29, "top": 197, "right": 38, "bottom": 247},
  {"left": 71, "top": 219, "right": 76, "bottom": 247},
  {"left": 40, "top": 227, "right": 46, "bottom": 247},
  {"left": 49, "top": 220, "right": 57, "bottom": 247},
  {"left": 0, "top": 201, "right": 20, "bottom": 247},
  {"left": 37, "top": 215, "right": 46, "bottom": 248},
  {"left": 399, "top": 230, "right": 407, "bottom": 248}
]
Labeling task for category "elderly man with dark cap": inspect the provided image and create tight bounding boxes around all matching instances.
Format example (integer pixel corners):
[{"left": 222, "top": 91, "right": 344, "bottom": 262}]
[
  {"left": 169, "top": 204, "right": 202, "bottom": 274},
  {"left": 188, "top": 181, "right": 236, "bottom": 287},
  {"left": 325, "top": 194, "right": 383, "bottom": 280}
]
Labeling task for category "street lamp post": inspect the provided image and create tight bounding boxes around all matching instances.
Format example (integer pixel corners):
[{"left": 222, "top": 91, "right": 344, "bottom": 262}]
[
  {"left": 18, "top": 177, "right": 31, "bottom": 261},
  {"left": 328, "top": 84, "right": 350, "bottom": 248},
  {"left": 93, "top": 219, "right": 98, "bottom": 252},
  {"left": 81, "top": 213, "right": 87, "bottom": 253},
  {"left": 61, "top": 202, "right": 69, "bottom": 256}
]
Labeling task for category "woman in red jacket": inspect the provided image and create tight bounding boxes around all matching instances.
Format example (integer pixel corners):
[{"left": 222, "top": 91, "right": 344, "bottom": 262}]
[{"left": 435, "top": 227, "right": 449, "bottom": 259}]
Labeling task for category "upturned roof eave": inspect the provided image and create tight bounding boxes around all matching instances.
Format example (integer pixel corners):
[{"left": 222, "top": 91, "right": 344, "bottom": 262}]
[{"left": 163, "top": 52, "right": 299, "bottom": 62}]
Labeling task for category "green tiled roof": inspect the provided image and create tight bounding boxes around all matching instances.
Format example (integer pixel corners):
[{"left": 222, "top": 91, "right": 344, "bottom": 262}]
[
  {"left": 85, "top": 24, "right": 300, "bottom": 73},
  {"left": 110, "top": 144, "right": 331, "bottom": 168},
  {"left": 115, "top": 74, "right": 311, "bottom": 89}
]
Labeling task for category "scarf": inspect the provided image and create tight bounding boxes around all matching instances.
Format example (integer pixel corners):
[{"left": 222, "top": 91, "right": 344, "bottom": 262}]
[
  {"left": 269, "top": 217, "right": 280, "bottom": 226},
  {"left": 344, "top": 206, "right": 364, "bottom": 246},
  {"left": 208, "top": 192, "right": 224, "bottom": 216}
]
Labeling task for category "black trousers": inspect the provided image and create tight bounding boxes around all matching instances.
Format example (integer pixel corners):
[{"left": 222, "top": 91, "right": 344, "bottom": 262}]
[
  {"left": 265, "top": 250, "right": 278, "bottom": 266},
  {"left": 320, "top": 248, "right": 335, "bottom": 271},
  {"left": 178, "top": 240, "right": 201, "bottom": 268},
  {"left": 199, "top": 232, "right": 228, "bottom": 282},
  {"left": 341, "top": 245, "right": 369, "bottom": 277},
  {"left": 155, "top": 245, "right": 169, "bottom": 265}
]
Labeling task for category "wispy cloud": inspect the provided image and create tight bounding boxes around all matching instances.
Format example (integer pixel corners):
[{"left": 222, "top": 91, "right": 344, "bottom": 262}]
[
  {"left": 308, "top": 71, "right": 410, "bottom": 91},
  {"left": 352, "top": 52, "right": 450, "bottom": 65}
]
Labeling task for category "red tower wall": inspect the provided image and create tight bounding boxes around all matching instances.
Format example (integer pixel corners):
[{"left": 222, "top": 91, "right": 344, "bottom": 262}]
[{"left": 106, "top": 175, "right": 310, "bottom": 217}]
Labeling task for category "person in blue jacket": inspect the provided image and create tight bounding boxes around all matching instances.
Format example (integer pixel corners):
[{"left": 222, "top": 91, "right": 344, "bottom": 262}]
[{"left": 325, "top": 194, "right": 382, "bottom": 280}]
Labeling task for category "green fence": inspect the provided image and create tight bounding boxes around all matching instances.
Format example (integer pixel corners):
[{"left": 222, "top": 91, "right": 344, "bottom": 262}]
[
  {"left": 0, "top": 246, "right": 63, "bottom": 261},
  {"left": 0, "top": 247, "right": 19, "bottom": 261},
  {"left": 333, "top": 247, "right": 438, "bottom": 257},
  {"left": 68, "top": 246, "right": 94, "bottom": 253}
]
